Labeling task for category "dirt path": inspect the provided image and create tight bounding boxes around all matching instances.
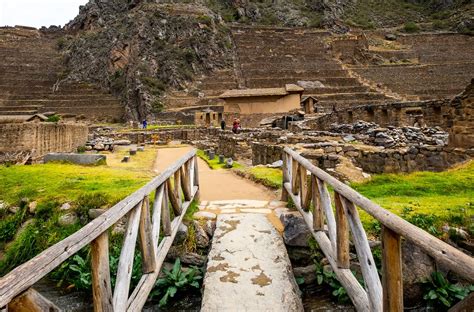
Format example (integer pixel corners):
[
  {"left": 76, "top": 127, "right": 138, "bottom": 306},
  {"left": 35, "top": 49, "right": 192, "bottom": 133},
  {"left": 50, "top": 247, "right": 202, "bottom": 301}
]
[{"left": 152, "top": 146, "right": 276, "bottom": 201}]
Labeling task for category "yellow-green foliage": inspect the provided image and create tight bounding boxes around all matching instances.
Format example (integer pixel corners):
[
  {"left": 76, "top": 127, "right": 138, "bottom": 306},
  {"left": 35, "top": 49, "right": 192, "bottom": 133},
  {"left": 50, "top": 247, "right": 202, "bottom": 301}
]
[
  {"left": 352, "top": 161, "right": 474, "bottom": 234},
  {"left": 247, "top": 166, "right": 283, "bottom": 189},
  {"left": 197, "top": 150, "right": 242, "bottom": 170}
]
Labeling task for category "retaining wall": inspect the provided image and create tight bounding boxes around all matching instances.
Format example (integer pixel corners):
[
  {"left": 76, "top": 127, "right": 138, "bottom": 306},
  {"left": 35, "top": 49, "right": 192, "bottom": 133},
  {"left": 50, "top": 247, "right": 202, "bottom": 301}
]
[{"left": 0, "top": 122, "right": 88, "bottom": 163}]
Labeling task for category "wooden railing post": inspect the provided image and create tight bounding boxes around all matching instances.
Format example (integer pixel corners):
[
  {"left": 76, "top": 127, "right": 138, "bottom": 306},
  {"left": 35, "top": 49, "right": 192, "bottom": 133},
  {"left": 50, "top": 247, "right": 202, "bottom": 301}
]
[
  {"left": 382, "top": 226, "right": 403, "bottom": 312},
  {"left": 335, "top": 192, "right": 350, "bottom": 269},
  {"left": 139, "top": 196, "right": 156, "bottom": 274},
  {"left": 161, "top": 183, "right": 172, "bottom": 236},
  {"left": 281, "top": 152, "right": 289, "bottom": 201},
  {"left": 300, "top": 165, "right": 311, "bottom": 211},
  {"left": 193, "top": 156, "right": 200, "bottom": 200},
  {"left": 291, "top": 159, "right": 300, "bottom": 195},
  {"left": 317, "top": 178, "right": 337, "bottom": 251},
  {"left": 91, "top": 231, "right": 113, "bottom": 312},
  {"left": 180, "top": 162, "right": 192, "bottom": 201},
  {"left": 311, "top": 175, "right": 324, "bottom": 231}
]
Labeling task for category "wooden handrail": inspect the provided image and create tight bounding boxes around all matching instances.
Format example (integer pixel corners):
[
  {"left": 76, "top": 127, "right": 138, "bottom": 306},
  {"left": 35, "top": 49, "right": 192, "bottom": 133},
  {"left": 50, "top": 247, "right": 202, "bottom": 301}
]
[
  {"left": 0, "top": 149, "right": 199, "bottom": 310},
  {"left": 282, "top": 147, "right": 474, "bottom": 311}
]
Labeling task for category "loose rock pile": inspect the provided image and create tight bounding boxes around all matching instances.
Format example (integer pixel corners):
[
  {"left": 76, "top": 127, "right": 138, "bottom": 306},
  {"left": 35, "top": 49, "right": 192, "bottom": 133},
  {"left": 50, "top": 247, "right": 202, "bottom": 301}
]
[
  {"left": 85, "top": 137, "right": 131, "bottom": 152},
  {"left": 330, "top": 120, "right": 449, "bottom": 148}
]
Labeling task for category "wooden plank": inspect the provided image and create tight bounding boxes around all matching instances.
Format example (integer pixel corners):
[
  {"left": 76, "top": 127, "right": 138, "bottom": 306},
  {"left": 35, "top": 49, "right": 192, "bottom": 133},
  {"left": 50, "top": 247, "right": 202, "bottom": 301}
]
[
  {"left": 139, "top": 196, "right": 156, "bottom": 274},
  {"left": 281, "top": 153, "right": 289, "bottom": 201},
  {"left": 317, "top": 178, "right": 337, "bottom": 252},
  {"left": 161, "top": 184, "right": 172, "bottom": 236},
  {"left": 284, "top": 182, "right": 370, "bottom": 311},
  {"left": 173, "top": 170, "right": 181, "bottom": 202},
  {"left": 283, "top": 147, "right": 474, "bottom": 282},
  {"left": 335, "top": 192, "right": 350, "bottom": 269},
  {"left": 193, "top": 156, "right": 200, "bottom": 201},
  {"left": 291, "top": 159, "right": 299, "bottom": 195},
  {"left": 180, "top": 164, "right": 192, "bottom": 201},
  {"left": 167, "top": 178, "right": 182, "bottom": 216},
  {"left": 312, "top": 175, "right": 324, "bottom": 231},
  {"left": 8, "top": 288, "right": 60, "bottom": 312},
  {"left": 382, "top": 226, "right": 403, "bottom": 312},
  {"left": 91, "top": 232, "right": 113, "bottom": 312},
  {"left": 127, "top": 188, "right": 198, "bottom": 311},
  {"left": 0, "top": 149, "right": 198, "bottom": 307},
  {"left": 113, "top": 204, "right": 142, "bottom": 312},
  {"left": 300, "top": 165, "right": 311, "bottom": 211},
  {"left": 151, "top": 185, "right": 164, "bottom": 246},
  {"left": 341, "top": 197, "right": 382, "bottom": 312}
]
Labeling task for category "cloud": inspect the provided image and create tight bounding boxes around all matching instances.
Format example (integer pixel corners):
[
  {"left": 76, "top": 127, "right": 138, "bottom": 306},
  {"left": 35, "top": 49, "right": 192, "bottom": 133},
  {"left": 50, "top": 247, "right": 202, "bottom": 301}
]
[{"left": 0, "top": 0, "right": 89, "bottom": 28}]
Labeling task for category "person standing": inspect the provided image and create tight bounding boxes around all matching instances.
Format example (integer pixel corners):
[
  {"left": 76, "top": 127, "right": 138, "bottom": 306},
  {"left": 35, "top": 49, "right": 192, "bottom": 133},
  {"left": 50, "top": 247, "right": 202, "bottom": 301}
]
[
  {"left": 142, "top": 119, "right": 148, "bottom": 129},
  {"left": 220, "top": 119, "right": 226, "bottom": 130}
]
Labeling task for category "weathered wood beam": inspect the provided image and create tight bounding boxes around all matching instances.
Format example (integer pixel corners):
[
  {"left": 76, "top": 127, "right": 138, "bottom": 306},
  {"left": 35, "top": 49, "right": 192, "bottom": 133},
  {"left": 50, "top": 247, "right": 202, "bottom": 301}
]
[
  {"left": 335, "top": 192, "right": 350, "bottom": 269},
  {"left": 166, "top": 178, "right": 182, "bottom": 216},
  {"left": 151, "top": 184, "right": 164, "bottom": 246},
  {"left": 127, "top": 188, "right": 199, "bottom": 311},
  {"left": 382, "top": 226, "right": 403, "bottom": 312},
  {"left": 317, "top": 178, "right": 337, "bottom": 251},
  {"left": 91, "top": 232, "right": 113, "bottom": 312},
  {"left": 8, "top": 288, "right": 60, "bottom": 312},
  {"left": 284, "top": 182, "right": 370, "bottom": 311},
  {"left": 311, "top": 175, "right": 324, "bottom": 231},
  {"left": 180, "top": 164, "right": 192, "bottom": 201},
  {"left": 113, "top": 204, "right": 142, "bottom": 311},
  {"left": 161, "top": 184, "right": 172, "bottom": 236},
  {"left": 281, "top": 153, "right": 290, "bottom": 201},
  {"left": 300, "top": 165, "right": 311, "bottom": 211},
  {"left": 138, "top": 196, "right": 156, "bottom": 274},
  {"left": 341, "top": 197, "right": 382, "bottom": 312},
  {"left": 291, "top": 159, "right": 300, "bottom": 195}
]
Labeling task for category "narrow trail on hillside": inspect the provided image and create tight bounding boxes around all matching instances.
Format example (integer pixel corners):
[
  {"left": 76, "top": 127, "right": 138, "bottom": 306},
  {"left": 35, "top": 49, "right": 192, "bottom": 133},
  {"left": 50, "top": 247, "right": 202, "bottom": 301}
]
[{"left": 152, "top": 146, "right": 277, "bottom": 201}]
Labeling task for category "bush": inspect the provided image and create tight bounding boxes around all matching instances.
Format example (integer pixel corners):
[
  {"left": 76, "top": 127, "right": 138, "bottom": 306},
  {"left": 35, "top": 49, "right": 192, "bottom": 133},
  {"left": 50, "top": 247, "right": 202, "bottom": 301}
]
[
  {"left": 422, "top": 271, "right": 474, "bottom": 308},
  {"left": 47, "top": 115, "right": 61, "bottom": 123},
  {"left": 75, "top": 192, "right": 109, "bottom": 222},
  {"left": 404, "top": 21, "right": 420, "bottom": 33}
]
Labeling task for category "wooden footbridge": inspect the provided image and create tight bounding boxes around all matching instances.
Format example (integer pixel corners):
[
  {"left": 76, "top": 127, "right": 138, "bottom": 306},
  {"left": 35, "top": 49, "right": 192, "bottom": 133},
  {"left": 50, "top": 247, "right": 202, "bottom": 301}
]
[{"left": 0, "top": 148, "right": 473, "bottom": 311}]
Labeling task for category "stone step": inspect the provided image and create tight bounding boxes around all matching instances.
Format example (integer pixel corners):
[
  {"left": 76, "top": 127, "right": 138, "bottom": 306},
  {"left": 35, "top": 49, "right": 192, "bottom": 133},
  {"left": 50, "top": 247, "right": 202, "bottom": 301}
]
[
  {"left": 0, "top": 105, "right": 43, "bottom": 111},
  {"left": 240, "top": 61, "right": 342, "bottom": 71},
  {"left": 316, "top": 92, "right": 387, "bottom": 101},
  {"left": 305, "top": 86, "right": 371, "bottom": 94},
  {"left": 201, "top": 213, "right": 302, "bottom": 311},
  {"left": 316, "top": 99, "right": 391, "bottom": 108},
  {"left": 0, "top": 110, "right": 38, "bottom": 116},
  {"left": 243, "top": 68, "right": 349, "bottom": 78},
  {"left": 0, "top": 99, "right": 121, "bottom": 107},
  {"left": 2, "top": 94, "right": 117, "bottom": 101},
  {"left": 38, "top": 106, "right": 124, "bottom": 119},
  {"left": 245, "top": 77, "right": 362, "bottom": 88}
]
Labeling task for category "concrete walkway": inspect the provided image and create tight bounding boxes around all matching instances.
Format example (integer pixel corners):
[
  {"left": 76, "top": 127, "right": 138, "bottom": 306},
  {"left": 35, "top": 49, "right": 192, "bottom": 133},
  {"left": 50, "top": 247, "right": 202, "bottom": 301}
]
[{"left": 200, "top": 201, "right": 303, "bottom": 312}]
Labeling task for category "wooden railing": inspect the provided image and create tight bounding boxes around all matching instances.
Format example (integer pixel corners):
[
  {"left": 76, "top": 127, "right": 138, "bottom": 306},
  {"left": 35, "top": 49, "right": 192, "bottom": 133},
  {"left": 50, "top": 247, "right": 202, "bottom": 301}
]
[
  {"left": 282, "top": 147, "right": 474, "bottom": 312},
  {"left": 0, "top": 149, "right": 200, "bottom": 311}
]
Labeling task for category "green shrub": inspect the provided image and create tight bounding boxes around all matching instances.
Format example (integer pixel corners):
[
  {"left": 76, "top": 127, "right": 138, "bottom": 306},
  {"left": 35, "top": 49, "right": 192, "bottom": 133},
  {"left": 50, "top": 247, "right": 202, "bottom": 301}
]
[
  {"left": 0, "top": 205, "right": 28, "bottom": 242},
  {"left": 47, "top": 115, "right": 61, "bottom": 123},
  {"left": 404, "top": 21, "right": 420, "bottom": 33},
  {"left": 75, "top": 192, "right": 109, "bottom": 222},
  {"left": 422, "top": 272, "right": 474, "bottom": 308},
  {"left": 77, "top": 146, "right": 87, "bottom": 153}
]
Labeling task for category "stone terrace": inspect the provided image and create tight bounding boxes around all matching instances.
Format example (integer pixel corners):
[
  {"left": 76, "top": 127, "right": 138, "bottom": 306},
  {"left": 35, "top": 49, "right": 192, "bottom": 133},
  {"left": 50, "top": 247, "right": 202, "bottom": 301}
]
[
  {"left": 352, "top": 33, "right": 474, "bottom": 100},
  {"left": 231, "top": 26, "right": 393, "bottom": 111},
  {"left": 0, "top": 27, "right": 124, "bottom": 122}
]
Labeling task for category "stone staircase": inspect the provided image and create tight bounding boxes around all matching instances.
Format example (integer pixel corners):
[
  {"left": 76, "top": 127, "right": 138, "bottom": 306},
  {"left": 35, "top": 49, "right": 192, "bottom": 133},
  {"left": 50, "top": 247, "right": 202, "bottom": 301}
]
[
  {"left": 352, "top": 33, "right": 474, "bottom": 100},
  {"left": 0, "top": 27, "right": 124, "bottom": 121}
]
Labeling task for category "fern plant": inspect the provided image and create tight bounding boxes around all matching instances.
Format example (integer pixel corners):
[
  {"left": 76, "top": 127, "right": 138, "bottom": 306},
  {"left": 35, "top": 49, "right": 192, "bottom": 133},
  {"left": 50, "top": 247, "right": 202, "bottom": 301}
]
[{"left": 152, "top": 258, "right": 202, "bottom": 307}]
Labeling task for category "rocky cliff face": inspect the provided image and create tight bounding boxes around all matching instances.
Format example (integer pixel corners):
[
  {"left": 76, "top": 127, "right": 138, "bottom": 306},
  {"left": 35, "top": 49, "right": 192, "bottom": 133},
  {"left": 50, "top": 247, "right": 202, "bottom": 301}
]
[{"left": 61, "top": 0, "right": 233, "bottom": 120}]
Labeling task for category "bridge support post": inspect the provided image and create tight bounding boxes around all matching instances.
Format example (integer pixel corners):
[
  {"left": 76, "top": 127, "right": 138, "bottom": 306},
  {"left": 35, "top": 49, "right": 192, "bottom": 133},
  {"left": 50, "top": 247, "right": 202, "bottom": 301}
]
[
  {"left": 281, "top": 153, "right": 289, "bottom": 201},
  {"left": 382, "top": 226, "right": 403, "bottom": 312},
  {"left": 91, "top": 232, "right": 113, "bottom": 312}
]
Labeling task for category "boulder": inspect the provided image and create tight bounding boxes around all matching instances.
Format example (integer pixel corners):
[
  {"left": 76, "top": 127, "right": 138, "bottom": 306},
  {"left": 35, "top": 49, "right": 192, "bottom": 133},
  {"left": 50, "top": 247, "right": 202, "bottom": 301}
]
[
  {"left": 88, "top": 208, "right": 106, "bottom": 219},
  {"left": 193, "top": 211, "right": 217, "bottom": 220},
  {"left": 166, "top": 246, "right": 206, "bottom": 266},
  {"left": 280, "top": 213, "right": 311, "bottom": 247},
  {"left": 59, "top": 213, "right": 79, "bottom": 226},
  {"left": 402, "top": 241, "right": 435, "bottom": 307},
  {"left": 203, "top": 220, "right": 216, "bottom": 237},
  {"left": 293, "top": 264, "right": 317, "bottom": 284},
  {"left": 114, "top": 139, "right": 131, "bottom": 145},
  {"left": 28, "top": 201, "right": 37, "bottom": 214},
  {"left": 267, "top": 160, "right": 283, "bottom": 168},
  {"left": 174, "top": 223, "right": 188, "bottom": 245},
  {"left": 226, "top": 158, "right": 234, "bottom": 168},
  {"left": 60, "top": 202, "right": 72, "bottom": 211},
  {"left": 193, "top": 221, "right": 210, "bottom": 248},
  {"left": 385, "top": 34, "right": 397, "bottom": 41}
]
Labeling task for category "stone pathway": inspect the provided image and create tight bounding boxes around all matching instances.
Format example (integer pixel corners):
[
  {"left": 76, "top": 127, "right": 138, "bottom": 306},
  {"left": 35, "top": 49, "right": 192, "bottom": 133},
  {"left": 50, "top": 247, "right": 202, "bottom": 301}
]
[{"left": 199, "top": 200, "right": 303, "bottom": 312}]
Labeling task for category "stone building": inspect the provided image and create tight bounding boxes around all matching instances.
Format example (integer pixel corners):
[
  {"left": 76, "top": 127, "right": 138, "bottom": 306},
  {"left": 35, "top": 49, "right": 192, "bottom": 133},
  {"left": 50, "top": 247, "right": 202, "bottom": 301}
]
[{"left": 220, "top": 84, "right": 304, "bottom": 127}]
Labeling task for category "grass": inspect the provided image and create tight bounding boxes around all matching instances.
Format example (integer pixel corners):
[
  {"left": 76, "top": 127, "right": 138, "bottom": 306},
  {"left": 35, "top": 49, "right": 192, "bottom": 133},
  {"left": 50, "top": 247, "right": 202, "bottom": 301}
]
[
  {"left": 352, "top": 161, "right": 474, "bottom": 235},
  {"left": 196, "top": 150, "right": 242, "bottom": 170},
  {"left": 240, "top": 166, "right": 283, "bottom": 189},
  {"left": 0, "top": 148, "right": 160, "bottom": 275}
]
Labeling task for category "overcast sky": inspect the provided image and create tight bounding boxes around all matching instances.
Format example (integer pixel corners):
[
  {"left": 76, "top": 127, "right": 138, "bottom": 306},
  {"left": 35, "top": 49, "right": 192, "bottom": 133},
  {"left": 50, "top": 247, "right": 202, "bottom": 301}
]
[{"left": 0, "top": 0, "right": 89, "bottom": 28}]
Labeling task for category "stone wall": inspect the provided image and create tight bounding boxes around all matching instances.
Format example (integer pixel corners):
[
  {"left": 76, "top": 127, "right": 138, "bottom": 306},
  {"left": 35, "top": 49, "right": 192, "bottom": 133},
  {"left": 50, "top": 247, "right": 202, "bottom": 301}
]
[
  {"left": 105, "top": 128, "right": 220, "bottom": 144},
  {"left": 448, "top": 79, "right": 473, "bottom": 148},
  {"left": 0, "top": 123, "right": 88, "bottom": 163},
  {"left": 305, "top": 99, "right": 451, "bottom": 131}
]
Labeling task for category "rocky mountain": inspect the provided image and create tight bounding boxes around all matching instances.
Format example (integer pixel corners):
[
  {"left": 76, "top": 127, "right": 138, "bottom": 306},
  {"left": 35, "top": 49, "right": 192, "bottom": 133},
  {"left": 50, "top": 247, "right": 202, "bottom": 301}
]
[{"left": 59, "top": 0, "right": 473, "bottom": 120}]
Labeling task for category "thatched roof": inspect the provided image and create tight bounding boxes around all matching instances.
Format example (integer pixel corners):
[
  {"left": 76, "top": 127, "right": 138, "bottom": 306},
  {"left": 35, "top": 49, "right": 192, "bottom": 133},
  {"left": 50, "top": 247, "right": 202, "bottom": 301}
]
[{"left": 220, "top": 84, "right": 304, "bottom": 99}]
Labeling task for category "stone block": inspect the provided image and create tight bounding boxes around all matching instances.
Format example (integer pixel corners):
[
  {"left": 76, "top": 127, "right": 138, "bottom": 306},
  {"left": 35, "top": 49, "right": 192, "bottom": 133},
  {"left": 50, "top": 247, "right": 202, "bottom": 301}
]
[{"left": 44, "top": 153, "right": 106, "bottom": 165}]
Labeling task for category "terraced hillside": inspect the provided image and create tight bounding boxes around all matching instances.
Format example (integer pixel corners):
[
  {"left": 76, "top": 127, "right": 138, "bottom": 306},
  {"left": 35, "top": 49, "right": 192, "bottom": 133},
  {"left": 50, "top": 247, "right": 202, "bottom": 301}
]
[
  {"left": 0, "top": 27, "right": 124, "bottom": 121},
  {"left": 352, "top": 33, "right": 474, "bottom": 100},
  {"left": 231, "top": 26, "right": 394, "bottom": 111}
]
